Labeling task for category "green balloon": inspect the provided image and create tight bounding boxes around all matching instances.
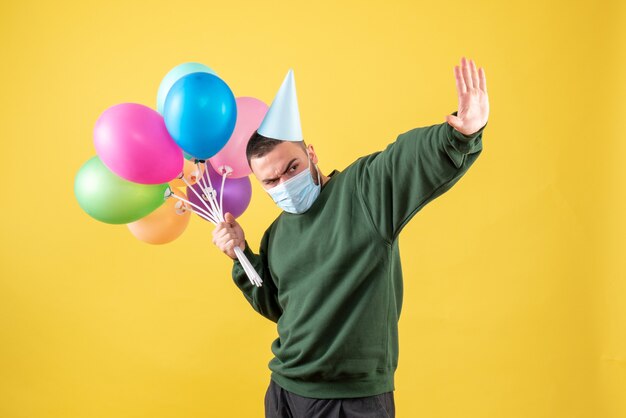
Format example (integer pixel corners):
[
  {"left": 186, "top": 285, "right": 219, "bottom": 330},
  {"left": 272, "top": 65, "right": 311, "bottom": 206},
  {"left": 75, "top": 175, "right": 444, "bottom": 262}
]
[{"left": 74, "top": 156, "right": 169, "bottom": 224}]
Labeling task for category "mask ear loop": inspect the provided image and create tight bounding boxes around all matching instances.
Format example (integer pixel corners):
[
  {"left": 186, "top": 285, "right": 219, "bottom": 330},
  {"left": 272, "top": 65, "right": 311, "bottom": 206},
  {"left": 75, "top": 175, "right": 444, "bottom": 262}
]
[
  {"left": 305, "top": 150, "right": 321, "bottom": 186},
  {"left": 314, "top": 163, "right": 320, "bottom": 186}
]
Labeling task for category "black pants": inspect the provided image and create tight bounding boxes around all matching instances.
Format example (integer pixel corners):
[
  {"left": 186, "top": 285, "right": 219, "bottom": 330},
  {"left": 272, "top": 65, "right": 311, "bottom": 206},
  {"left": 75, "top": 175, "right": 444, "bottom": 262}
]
[{"left": 264, "top": 378, "right": 395, "bottom": 418}]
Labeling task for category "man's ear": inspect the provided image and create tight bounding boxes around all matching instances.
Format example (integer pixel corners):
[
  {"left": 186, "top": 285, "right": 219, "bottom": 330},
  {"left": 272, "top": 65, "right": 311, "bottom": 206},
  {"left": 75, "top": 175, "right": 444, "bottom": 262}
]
[{"left": 307, "top": 144, "right": 319, "bottom": 165}]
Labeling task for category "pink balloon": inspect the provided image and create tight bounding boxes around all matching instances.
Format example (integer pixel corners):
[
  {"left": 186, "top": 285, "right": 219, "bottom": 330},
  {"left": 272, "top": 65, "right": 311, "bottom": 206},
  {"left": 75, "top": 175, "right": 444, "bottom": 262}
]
[
  {"left": 94, "top": 103, "right": 184, "bottom": 185},
  {"left": 209, "top": 97, "right": 268, "bottom": 179}
]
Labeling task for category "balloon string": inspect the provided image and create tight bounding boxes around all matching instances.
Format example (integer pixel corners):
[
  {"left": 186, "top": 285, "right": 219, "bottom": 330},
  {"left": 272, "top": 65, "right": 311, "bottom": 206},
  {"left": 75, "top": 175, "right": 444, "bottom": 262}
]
[
  {"left": 189, "top": 162, "right": 261, "bottom": 287},
  {"left": 196, "top": 162, "right": 224, "bottom": 222},
  {"left": 196, "top": 161, "right": 213, "bottom": 195},
  {"left": 203, "top": 161, "right": 215, "bottom": 189},
  {"left": 190, "top": 207, "right": 218, "bottom": 225},
  {"left": 194, "top": 161, "right": 207, "bottom": 192},
  {"left": 172, "top": 193, "right": 218, "bottom": 224},
  {"left": 220, "top": 171, "right": 227, "bottom": 216},
  {"left": 202, "top": 184, "right": 223, "bottom": 223},
  {"left": 196, "top": 161, "right": 224, "bottom": 221},
  {"left": 181, "top": 176, "right": 222, "bottom": 222},
  {"left": 239, "top": 252, "right": 262, "bottom": 287},
  {"left": 170, "top": 181, "right": 217, "bottom": 221},
  {"left": 169, "top": 193, "right": 219, "bottom": 224}
]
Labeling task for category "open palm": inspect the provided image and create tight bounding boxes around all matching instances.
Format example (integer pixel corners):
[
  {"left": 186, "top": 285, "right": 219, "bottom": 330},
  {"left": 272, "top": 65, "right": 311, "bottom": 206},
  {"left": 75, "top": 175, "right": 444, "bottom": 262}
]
[{"left": 445, "top": 57, "right": 489, "bottom": 136}]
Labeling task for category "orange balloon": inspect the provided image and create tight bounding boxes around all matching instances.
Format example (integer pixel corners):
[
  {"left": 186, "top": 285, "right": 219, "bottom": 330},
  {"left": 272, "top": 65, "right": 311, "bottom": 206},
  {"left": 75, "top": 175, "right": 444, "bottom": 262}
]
[
  {"left": 127, "top": 187, "right": 192, "bottom": 244},
  {"left": 169, "top": 159, "right": 205, "bottom": 188}
]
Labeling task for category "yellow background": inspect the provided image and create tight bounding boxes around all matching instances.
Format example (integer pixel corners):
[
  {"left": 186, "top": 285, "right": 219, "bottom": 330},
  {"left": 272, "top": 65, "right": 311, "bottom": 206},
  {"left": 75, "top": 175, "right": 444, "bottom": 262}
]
[{"left": 1, "top": 0, "right": 624, "bottom": 417}]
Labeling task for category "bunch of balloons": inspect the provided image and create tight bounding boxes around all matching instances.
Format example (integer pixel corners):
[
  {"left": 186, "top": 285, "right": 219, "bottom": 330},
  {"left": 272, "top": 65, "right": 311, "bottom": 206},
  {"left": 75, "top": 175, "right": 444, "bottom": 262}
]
[{"left": 74, "top": 62, "right": 268, "bottom": 287}]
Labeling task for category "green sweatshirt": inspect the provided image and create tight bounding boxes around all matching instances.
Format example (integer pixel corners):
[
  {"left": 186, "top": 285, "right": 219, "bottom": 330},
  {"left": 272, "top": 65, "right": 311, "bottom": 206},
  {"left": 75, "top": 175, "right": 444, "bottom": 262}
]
[{"left": 232, "top": 111, "right": 487, "bottom": 399}]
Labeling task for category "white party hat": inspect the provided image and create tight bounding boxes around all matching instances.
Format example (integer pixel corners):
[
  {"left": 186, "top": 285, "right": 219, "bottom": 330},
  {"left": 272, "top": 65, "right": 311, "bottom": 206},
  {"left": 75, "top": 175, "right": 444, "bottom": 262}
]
[{"left": 257, "top": 69, "right": 303, "bottom": 141}]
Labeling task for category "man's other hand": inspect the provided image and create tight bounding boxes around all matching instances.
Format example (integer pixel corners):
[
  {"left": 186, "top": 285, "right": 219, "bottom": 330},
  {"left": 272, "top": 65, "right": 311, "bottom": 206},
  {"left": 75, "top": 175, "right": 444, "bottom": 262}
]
[{"left": 446, "top": 56, "right": 490, "bottom": 136}]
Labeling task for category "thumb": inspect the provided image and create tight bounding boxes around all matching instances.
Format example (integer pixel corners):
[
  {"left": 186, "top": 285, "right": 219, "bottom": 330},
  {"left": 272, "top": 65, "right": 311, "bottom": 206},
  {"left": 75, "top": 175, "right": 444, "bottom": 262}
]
[
  {"left": 446, "top": 114, "right": 463, "bottom": 131},
  {"left": 224, "top": 212, "right": 237, "bottom": 225}
]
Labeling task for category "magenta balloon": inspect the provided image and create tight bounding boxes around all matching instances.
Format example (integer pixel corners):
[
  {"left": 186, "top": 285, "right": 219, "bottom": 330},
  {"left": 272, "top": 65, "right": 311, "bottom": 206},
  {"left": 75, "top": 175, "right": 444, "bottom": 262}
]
[
  {"left": 187, "top": 163, "right": 252, "bottom": 220},
  {"left": 94, "top": 103, "right": 184, "bottom": 184},
  {"left": 208, "top": 97, "right": 268, "bottom": 179}
]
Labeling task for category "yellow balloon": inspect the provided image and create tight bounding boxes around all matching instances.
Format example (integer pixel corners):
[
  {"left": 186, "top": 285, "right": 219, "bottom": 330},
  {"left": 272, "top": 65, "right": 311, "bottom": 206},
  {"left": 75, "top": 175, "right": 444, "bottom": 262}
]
[
  {"left": 169, "top": 159, "right": 205, "bottom": 188},
  {"left": 127, "top": 187, "right": 191, "bottom": 244}
]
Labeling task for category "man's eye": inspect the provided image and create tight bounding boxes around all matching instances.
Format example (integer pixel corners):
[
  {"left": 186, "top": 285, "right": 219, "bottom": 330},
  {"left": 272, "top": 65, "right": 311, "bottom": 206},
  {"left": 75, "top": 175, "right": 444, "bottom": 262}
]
[{"left": 290, "top": 165, "right": 298, "bottom": 172}]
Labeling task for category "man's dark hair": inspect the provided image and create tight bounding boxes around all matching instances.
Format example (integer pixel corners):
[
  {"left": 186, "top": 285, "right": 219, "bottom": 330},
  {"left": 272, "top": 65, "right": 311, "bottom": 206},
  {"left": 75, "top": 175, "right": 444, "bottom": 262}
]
[{"left": 246, "top": 130, "right": 307, "bottom": 168}]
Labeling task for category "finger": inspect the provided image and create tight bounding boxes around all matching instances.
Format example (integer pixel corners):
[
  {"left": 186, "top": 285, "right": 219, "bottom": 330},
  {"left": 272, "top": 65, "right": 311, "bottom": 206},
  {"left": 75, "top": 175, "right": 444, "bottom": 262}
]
[
  {"left": 217, "top": 235, "right": 234, "bottom": 250},
  {"left": 215, "top": 233, "right": 232, "bottom": 247},
  {"left": 479, "top": 67, "right": 487, "bottom": 93},
  {"left": 212, "top": 223, "right": 224, "bottom": 237},
  {"left": 462, "top": 57, "right": 474, "bottom": 90},
  {"left": 215, "top": 221, "right": 228, "bottom": 231},
  {"left": 218, "top": 221, "right": 234, "bottom": 233},
  {"left": 446, "top": 114, "right": 463, "bottom": 131},
  {"left": 454, "top": 65, "right": 467, "bottom": 95},
  {"left": 225, "top": 212, "right": 239, "bottom": 225},
  {"left": 216, "top": 226, "right": 233, "bottom": 241},
  {"left": 212, "top": 223, "right": 226, "bottom": 237},
  {"left": 470, "top": 59, "right": 479, "bottom": 91},
  {"left": 225, "top": 238, "right": 238, "bottom": 253}
]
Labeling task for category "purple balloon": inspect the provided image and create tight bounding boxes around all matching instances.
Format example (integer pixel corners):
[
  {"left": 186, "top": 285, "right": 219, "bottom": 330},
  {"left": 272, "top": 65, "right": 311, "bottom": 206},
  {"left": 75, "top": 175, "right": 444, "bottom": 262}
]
[{"left": 186, "top": 163, "right": 251, "bottom": 220}]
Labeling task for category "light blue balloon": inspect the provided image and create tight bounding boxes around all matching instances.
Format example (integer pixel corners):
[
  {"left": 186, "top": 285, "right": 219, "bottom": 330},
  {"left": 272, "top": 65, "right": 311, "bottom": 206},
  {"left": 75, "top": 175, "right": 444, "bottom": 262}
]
[
  {"left": 157, "top": 63, "right": 217, "bottom": 114},
  {"left": 163, "top": 72, "right": 237, "bottom": 160}
]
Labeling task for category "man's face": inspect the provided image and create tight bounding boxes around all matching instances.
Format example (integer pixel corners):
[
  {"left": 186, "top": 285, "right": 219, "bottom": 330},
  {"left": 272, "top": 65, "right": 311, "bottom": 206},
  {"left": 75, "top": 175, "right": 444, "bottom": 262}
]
[{"left": 250, "top": 141, "right": 320, "bottom": 191}]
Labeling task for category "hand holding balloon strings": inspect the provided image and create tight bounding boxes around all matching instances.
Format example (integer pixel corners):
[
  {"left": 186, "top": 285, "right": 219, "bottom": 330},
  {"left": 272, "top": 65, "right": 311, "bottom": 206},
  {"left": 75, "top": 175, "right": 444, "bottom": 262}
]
[{"left": 167, "top": 161, "right": 262, "bottom": 286}]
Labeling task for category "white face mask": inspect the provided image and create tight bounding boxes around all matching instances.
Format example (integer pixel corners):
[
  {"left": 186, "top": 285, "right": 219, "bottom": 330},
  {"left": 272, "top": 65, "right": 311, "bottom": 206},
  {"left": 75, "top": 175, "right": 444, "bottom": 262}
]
[{"left": 266, "top": 156, "right": 321, "bottom": 214}]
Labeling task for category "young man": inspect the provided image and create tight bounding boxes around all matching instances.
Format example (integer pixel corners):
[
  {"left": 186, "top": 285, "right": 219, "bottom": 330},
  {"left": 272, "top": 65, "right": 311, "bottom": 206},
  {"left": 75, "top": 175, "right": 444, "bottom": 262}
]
[{"left": 212, "top": 57, "right": 489, "bottom": 418}]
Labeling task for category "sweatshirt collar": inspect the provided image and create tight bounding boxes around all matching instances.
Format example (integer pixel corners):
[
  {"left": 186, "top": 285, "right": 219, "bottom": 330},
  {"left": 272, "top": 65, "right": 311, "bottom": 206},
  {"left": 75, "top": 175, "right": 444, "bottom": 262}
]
[{"left": 322, "top": 169, "right": 340, "bottom": 191}]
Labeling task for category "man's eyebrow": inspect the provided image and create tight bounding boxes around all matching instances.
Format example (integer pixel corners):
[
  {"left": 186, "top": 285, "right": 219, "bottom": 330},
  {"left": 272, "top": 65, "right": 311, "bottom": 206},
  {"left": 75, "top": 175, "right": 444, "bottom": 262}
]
[{"left": 263, "top": 158, "right": 298, "bottom": 182}]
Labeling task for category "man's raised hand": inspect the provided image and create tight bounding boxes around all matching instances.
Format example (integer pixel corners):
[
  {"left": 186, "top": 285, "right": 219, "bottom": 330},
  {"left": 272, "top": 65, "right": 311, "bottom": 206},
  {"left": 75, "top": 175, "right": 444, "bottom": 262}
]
[{"left": 446, "top": 56, "right": 489, "bottom": 136}]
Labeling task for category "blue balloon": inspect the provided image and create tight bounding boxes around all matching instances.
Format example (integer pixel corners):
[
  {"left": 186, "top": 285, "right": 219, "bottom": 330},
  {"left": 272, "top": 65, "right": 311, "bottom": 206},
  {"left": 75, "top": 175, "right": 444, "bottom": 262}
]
[
  {"left": 157, "top": 63, "right": 217, "bottom": 114},
  {"left": 163, "top": 72, "right": 237, "bottom": 160}
]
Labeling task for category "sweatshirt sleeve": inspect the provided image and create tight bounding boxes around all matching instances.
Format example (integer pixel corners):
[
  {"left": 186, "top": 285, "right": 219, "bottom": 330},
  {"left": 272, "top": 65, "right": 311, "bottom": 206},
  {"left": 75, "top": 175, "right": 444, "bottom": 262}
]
[
  {"left": 357, "top": 111, "right": 487, "bottom": 243},
  {"left": 231, "top": 229, "right": 282, "bottom": 323}
]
